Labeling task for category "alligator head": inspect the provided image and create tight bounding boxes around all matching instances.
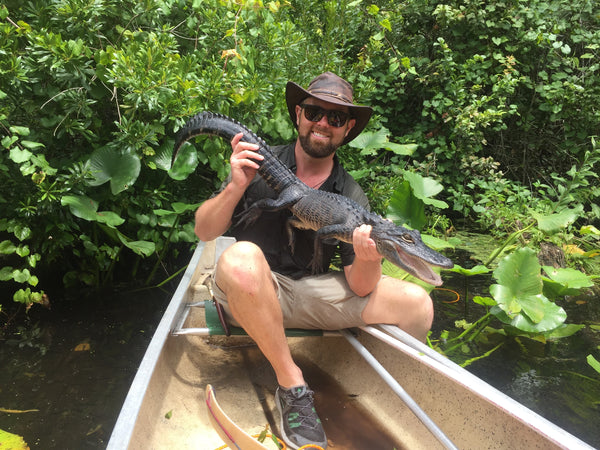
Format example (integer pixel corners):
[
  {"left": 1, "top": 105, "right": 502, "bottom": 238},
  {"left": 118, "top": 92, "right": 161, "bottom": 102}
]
[{"left": 370, "top": 219, "right": 453, "bottom": 286}]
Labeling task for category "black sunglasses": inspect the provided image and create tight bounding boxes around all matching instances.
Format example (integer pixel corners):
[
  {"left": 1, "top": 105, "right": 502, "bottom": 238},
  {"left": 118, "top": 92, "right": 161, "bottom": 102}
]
[{"left": 299, "top": 103, "right": 351, "bottom": 128}]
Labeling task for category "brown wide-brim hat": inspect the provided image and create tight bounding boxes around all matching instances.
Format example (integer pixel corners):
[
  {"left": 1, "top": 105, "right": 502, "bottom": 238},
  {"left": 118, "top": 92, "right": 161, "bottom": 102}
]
[{"left": 286, "top": 72, "right": 373, "bottom": 145}]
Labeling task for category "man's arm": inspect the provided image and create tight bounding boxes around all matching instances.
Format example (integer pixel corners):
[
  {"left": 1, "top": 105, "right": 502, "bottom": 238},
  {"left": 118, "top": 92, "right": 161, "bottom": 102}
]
[
  {"left": 194, "top": 133, "right": 263, "bottom": 241},
  {"left": 343, "top": 224, "right": 383, "bottom": 297}
]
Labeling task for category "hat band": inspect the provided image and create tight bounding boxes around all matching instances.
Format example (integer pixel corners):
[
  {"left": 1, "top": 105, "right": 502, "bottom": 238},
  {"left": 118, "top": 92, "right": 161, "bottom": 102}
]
[{"left": 307, "top": 88, "right": 353, "bottom": 104}]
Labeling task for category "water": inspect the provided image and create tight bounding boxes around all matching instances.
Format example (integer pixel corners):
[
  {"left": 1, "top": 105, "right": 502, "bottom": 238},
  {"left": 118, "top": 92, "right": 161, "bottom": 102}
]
[
  {"left": 1, "top": 252, "right": 599, "bottom": 449},
  {"left": 0, "top": 289, "right": 170, "bottom": 449}
]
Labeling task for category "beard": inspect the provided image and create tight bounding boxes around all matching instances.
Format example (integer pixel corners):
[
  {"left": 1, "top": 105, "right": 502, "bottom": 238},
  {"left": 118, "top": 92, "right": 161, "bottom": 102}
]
[{"left": 298, "top": 128, "right": 343, "bottom": 159}]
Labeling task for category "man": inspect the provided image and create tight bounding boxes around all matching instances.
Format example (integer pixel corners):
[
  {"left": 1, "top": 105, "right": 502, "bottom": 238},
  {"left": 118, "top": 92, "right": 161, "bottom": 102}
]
[{"left": 194, "top": 72, "right": 433, "bottom": 449}]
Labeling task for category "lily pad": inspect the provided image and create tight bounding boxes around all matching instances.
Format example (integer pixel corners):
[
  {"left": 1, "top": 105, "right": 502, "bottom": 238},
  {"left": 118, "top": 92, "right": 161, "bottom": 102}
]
[{"left": 489, "top": 248, "right": 567, "bottom": 332}]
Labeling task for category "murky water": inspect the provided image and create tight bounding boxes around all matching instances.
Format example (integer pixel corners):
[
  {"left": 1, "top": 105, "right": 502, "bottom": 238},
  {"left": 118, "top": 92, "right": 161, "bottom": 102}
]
[
  {"left": 0, "top": 289, "right": 169, "bottom": 449},
  {"left": 1, "top": 250, "right": 599, "bottom": 449}
]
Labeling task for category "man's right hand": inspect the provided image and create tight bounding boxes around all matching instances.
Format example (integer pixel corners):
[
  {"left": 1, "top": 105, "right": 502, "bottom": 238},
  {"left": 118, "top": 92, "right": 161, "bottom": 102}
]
[{"left": 230, "top": 132, "right": 264, "bottom": 191}]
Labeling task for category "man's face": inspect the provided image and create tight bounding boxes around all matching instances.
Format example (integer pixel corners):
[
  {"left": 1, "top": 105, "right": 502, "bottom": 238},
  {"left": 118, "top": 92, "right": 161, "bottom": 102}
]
[{"left": 295, "top": 98, "right": 356, "bottom": 159}]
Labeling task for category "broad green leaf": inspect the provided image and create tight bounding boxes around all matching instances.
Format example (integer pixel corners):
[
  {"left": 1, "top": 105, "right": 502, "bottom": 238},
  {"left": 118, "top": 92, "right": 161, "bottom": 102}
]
[
  {"left": 21, "top": 140, "right": 45, "bottom": 150},
  {"left": 449, "top": 264, "right": 490, "bottom": 276},
  {"left": 169, "top": 143, "right": 199, "bottom": 180},
  {"left": 0, "top": 266, "right": 15, "bottom": 281},
  {"left": 61, "top": 195, "right": 99, "bottom": 221},
  {"left": 544, "top": 324, "right": 584, "bottom": 340},
  {"left": 386, "top": 180, "right": 426, "bottom": 230},
  {"left": 9, "top": 147, "right": 33, "bottom": 164},
  {"left": 533, "top": 206, "right": 582, "bottom": 234},
  {"left": 9, "top": 126, "right": 30, "bottom": 136},
  {"left": 0, "top": 240, "right": 17, "bottom": 255},
  {"left": 385, "top": 142, "right": 418, "bottom": 156},
  {"left": 402, "top": 171, "right": 448, "bottom": 208},
  {"left": 88, "top": 146, "right": 141, "bottom": 194},
  {"left": 473, "top": 295, "right": 497, "bottom": 306},
  {"left": 541, "top": 266, "right": 594, "bottom": 298},
  {"left": 96, "top": 211, "right": 125, "bottom": 227},
  {"left": 491, "top": 298, "right": 566, "bottom": 333},
  {"left": 349, "top": 128, "right": 389, "bottom": 155},
  {"left": 172, "top": 202, "right": 201, "bottom": 214},
  {"left": 421, "top": 234, "right": 455, "bottom": 251},
  {"left": 149, "top": 141, "right": 174, "bottom": 171},
  {"left": 490, "top": 248, "right": 545, "bottom": 321},
  {"left": 115, "top": 231, "right": 155, "bottom": 257}
]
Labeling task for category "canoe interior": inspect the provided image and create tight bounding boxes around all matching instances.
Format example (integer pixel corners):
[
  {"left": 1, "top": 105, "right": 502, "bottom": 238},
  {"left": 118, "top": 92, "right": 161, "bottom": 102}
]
[{"left": 113, "top": 240, "right": 590, "bottom": 450}]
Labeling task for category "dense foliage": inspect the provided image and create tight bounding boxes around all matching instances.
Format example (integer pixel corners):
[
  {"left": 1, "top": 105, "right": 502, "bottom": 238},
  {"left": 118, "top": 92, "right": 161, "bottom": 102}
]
[{"left": 1, "top": 0, "right": 599, "bottom": 312}]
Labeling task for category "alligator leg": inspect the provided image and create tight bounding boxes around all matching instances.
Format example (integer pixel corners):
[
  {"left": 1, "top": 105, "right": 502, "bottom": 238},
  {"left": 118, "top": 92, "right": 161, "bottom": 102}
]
[
  {"left": 235, "top": 186, "right": 305, "bottom": 228},
  {"left": 308, "top": 224, "right": 354, "bottom": 273}
]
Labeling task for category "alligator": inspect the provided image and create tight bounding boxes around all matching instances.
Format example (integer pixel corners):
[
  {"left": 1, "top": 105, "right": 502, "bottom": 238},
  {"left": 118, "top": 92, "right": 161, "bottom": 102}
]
[{"left": 173, "top": 111, "right": 453, "bottom": 286}]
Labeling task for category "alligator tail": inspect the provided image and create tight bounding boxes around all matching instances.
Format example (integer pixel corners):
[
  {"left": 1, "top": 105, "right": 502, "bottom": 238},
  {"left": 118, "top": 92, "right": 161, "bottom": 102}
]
[{"left": 172, "top": 111, "right": 297, "bottom": 193}]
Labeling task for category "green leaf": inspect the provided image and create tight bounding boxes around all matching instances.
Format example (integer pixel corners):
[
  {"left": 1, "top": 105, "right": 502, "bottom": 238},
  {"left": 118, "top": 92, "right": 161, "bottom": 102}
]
[
  {"left": 421, "top": 234, "right": 454, "bottom": 251},
  {"left": 587, "top": 355, "right": 600, "bottom": 374},
  {"left": 473, "top": 295, "right": 497, "bottom": 306},
  {"left": 149, "top": 141, "right": 174, "bottom": 171},
  {"left": 533, "top": 207, "right": 582, "bottom": 234},
  {"left": 490, "top": 248, "right": 545, "bottom": 320},
  {"left": 9, "top": 126, "right": 30, "bottom": 136},
  {"left": 122, "top": 239, "right": 155, "bottom": 257},
  {"left": 169, "top": 144, "right": 199, "bottom": 180},
  {"left": 580, "top": 225, "right": 600, "bottom": 236},
  {"left": 21, "top": 140, "right": 45, "bottom": 150},
  {"left": 9, "top": 147, "right": 33, "bottom": 164},
  {"left": 171, "top": 202, "right": 201, "bottom": 214},
  {"left": 348, "top": 128, "right": 389, "bottom": 155},
  {"left": 544, "top": 324, "right": 584, "bottom": 340},
  {"left": 489, "top": 249, "right": 566, "bottom": 332},
  {"left": 0, "top": 240, "right": 17, "bottom": 255},
  {"left": 402, "top": 171, "right": 448, "bottom": 209},
  {"left": 386, "top": 180, "right": 426, "bottom": 230},
  {"left": 96, "top": 211, "right": 125, "bottom": 227},
  {"left": 61, "top": 195, "right": 99, "bottom": 221},
  {"left": 88, "top": 146, "right": 141, "bottom": 194},
  {"left": 0, "top": 428, "right": 30, "bottom": 450},
  {"left": 541, "top": 266, "right": 594, "bottom": 298},
  {"left": 384, "top": 142, "right": 418, "bottom": 156},
  {"left": 449, "top": 264, "right": 490, "bottom": 276}
]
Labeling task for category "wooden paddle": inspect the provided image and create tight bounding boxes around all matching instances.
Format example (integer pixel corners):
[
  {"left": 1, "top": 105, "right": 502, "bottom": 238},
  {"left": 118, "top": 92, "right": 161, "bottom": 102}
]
[{"left": 205, "top": 384, "right": 271, "bottom": 450}]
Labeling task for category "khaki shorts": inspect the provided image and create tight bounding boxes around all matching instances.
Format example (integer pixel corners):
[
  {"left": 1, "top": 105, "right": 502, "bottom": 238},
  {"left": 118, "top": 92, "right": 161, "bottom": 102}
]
[{"left": 211, "top": 269, "right": 370, "bottom": 330}]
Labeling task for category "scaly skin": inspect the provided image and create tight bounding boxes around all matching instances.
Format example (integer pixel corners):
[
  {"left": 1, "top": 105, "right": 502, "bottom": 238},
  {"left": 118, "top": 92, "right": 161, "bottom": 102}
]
[{"left": 173, "top": 111, "right": 453, "bottom": 285}]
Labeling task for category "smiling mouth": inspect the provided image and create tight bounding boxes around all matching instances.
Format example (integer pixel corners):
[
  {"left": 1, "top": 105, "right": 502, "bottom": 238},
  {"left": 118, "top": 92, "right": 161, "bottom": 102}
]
[{"left": 311, "top": 131, "right": 329, "bottom": 139}]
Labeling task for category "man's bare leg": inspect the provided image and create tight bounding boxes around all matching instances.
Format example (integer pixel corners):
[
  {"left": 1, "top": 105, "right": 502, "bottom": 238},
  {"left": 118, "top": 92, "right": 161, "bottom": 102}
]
[
  {"left": 214, "top": 241, "right": 305, "bottom": 388},
  {"left": 361, "top": 276, "right": 434, "bottom": 342}
]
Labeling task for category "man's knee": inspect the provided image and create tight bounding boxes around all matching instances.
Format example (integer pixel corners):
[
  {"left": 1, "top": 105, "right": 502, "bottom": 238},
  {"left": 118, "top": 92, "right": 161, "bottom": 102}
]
[
  {"left": 216, "top": 241, "right": 270, "bottom": 293},
  {"left": 400, "top": 281, "right": 434, "bottom": 327}
]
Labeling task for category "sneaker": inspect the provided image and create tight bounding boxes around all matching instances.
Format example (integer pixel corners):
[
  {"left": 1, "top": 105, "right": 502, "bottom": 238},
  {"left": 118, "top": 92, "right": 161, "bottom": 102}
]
[{"left": 275, "top": 385, "right": 327, "bottom": 449}]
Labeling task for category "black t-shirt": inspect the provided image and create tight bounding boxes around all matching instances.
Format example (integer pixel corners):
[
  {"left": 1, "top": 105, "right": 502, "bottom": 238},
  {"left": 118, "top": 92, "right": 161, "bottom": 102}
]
[{"left": 216, "top": 143, "right": 370, "bottom": 279}]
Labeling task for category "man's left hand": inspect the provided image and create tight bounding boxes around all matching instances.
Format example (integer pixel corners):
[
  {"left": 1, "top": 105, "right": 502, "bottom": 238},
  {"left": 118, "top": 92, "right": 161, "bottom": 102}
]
[{"left": 353, "top": 224, "right": 382, "bottom": 262}]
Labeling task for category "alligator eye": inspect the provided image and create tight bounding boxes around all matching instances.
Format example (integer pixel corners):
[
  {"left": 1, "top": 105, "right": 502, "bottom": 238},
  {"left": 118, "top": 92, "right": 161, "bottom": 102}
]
[{"left": 401, "top": 234, "right": 414, "bottom": 244}]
